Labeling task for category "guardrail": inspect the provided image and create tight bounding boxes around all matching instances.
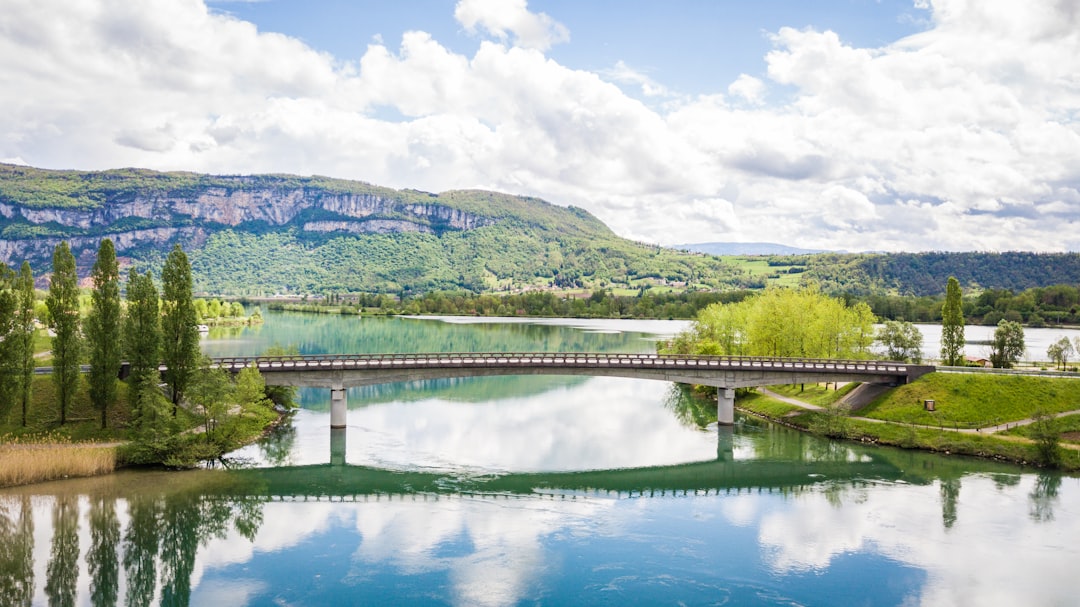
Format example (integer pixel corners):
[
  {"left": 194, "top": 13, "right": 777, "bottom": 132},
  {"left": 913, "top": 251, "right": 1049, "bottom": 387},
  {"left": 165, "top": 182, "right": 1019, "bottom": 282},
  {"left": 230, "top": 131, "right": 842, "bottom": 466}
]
[
  {"left": 31, "top": 354, "right": 931, "bottom": 380},
  {"left": 208, "top": 352, "right": 923, "bottom": 376},
  {"left": 935, "top": 365, "right": 1080, "bottom": 379}
]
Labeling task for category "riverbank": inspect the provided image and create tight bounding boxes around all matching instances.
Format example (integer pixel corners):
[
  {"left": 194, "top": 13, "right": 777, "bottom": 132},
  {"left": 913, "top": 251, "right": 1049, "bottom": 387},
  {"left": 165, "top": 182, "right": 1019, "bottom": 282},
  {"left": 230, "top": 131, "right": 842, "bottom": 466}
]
[
  {"left": 738, "top": 374, "right": 1080, "bottom": 471},
  {"left": 0, "top": 373, "right": 290, "bottom": 487}
]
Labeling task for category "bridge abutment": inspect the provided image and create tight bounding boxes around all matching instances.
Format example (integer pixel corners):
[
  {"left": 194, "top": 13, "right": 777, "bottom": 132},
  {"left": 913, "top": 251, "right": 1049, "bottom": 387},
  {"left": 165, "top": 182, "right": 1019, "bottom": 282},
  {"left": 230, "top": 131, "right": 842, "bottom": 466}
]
[
  {"left": 718, "top": 388, "right": 735, "bottom": 426},
  {"left": 330, "top": 386, "right": 347, "bottom": 429}
]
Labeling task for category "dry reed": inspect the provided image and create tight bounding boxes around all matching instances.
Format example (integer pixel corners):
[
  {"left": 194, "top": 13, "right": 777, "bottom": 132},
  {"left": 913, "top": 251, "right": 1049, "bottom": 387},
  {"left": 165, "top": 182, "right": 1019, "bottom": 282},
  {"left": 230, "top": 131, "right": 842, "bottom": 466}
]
[{"left": 0, "top": 434, "right": 118, "bottom": 487}]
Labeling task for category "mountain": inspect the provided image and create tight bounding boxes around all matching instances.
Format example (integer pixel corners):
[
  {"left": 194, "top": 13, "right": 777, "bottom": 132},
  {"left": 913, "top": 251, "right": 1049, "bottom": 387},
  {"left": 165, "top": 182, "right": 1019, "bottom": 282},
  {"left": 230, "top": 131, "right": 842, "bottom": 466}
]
[
  {"left": 672, "top": 242, "right": 830, "bottom": 256},
  {"left": 0, "top": 164, "right": 755, "bottom": 294},
  {"left": 5, "top": 164, "right": 1079, "bottom": 298}
]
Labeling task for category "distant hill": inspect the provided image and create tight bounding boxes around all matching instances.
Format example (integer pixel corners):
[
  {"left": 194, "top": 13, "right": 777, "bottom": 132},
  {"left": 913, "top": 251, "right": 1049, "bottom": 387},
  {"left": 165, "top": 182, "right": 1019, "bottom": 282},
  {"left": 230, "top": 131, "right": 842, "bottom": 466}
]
[
  {"left": 3, "top": 164, "right": 1079, "bottom": 298},
  {"left": 796, "top": 252, "right": 1080, "bottom": 296},
  {"left": 672, "top": 242, "right": 830, "bottom": 256},
  {"left": 0, "top": 164, "right": 757, "bottom": 294}
]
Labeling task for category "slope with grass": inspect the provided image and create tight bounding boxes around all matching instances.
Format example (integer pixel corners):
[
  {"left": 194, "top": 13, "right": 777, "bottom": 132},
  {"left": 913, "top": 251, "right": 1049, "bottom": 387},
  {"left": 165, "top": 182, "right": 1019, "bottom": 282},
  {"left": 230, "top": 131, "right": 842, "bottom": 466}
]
[{"left": 738, "top": 373, "right": 1080, "bottom": 469}]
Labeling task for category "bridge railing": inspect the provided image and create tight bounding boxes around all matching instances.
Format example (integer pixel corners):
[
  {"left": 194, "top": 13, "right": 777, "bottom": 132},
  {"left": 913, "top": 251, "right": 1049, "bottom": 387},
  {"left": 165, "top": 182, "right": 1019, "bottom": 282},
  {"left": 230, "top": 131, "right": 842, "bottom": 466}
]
[{"left": 208, "top": 352, "right": 924, "bottom": 376}]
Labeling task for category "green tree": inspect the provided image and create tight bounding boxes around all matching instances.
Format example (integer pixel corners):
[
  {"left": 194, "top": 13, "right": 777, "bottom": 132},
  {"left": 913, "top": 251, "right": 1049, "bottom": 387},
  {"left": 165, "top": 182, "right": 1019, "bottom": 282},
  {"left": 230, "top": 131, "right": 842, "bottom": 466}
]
[
  {"left": 234, "top": 364, "right": 271, "bottom": 409},
  {"left": 230, "top": 301, "right": 245, "bottom": 318},
  {"left": 1029, "top": 409, "right": 1061, "bottom": 466},
  {"left": 261, "top": 344, "right": 298, "bottom": 408},
  {"left": 0, "top": 265, "right": 17, "bottom": 417},
  {"left": 989, "top": 319, "right": 1025, "bottom": 369},
  {"left": 46, "top": 242, "right": 81, "bottom": 425},
  {"left": 124, "top": 270, "right": 160, "bottom": 381},
  {"left": 1046, "top": 337, "right": 1074, "bottom": 371},
  {"left": 16, "top": 261, "right": 35, "bottom": 427},
  {"left": 663, "top": 286, "right": 875, "bottom": 359},
  {"left": 86, "top": 239, "right": 122, "bottom": 428},
  {"left": 188, "top": 358, "right": 232, "bottom": 443},
  {"left": 124, "top": 269, "right": 162, "bottom": 431},
  {"left": 161, "top": 245, "right": 200, "bottom": 413},
  {"left": 877, "top": 320, "right": 924, "bottom": 363},
  {"left": 940, "top": 276, "right": 965, "bottom": 366}
]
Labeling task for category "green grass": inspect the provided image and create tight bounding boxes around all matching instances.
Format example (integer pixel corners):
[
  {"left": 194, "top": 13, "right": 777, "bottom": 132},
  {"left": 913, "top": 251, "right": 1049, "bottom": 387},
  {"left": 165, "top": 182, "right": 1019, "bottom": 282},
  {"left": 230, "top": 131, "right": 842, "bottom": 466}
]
[
  {"left": 858, "top": 373, "right": 1080, "bottom": 427},
  {"left": 739, "top": 391, "right": 804, "bottom": 417},
  {"left": 767, "top": 383, "right": 857, "bottom": 407},
  {"left": 742, "top": 388, "right": 1080, "bottom": 470},
  {"left": 0, "top": 376, "right": 135, "bottom": 441},
  {"left": 718, "top": 256, "right": 804, "bottom": 286}
]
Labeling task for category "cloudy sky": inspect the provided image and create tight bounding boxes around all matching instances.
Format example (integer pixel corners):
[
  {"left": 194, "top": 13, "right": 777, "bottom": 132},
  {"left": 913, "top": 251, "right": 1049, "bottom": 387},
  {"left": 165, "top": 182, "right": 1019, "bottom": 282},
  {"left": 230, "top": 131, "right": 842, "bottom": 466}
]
[{"left": 2, "top": 0, "right": 1079, "bottom": 252}]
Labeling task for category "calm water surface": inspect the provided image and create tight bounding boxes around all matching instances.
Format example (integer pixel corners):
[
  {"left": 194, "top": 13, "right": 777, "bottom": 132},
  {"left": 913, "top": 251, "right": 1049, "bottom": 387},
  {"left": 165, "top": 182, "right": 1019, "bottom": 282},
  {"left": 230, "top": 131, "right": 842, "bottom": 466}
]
[{"left": 2, "top": 313, "right": 1078, "bottom": 606}]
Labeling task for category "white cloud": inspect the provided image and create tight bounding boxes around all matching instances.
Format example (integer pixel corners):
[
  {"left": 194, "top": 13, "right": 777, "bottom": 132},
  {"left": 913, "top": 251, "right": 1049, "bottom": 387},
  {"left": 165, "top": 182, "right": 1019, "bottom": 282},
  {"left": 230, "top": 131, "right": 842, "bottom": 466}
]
[
  {"left": 454, "top": 0, "right": 569, "bottom": 51},
  {"left": 727, "top": 74, "right": 766, "bottom": 104},
  {"left": 1, "top": 0, "right": 1079, "bottom": 251}
]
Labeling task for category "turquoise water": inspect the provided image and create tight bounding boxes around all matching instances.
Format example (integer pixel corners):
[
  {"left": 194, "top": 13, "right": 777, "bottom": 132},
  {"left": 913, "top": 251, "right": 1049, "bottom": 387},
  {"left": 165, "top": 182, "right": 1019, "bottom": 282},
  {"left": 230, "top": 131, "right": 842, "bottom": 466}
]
[{"left": 1, "top": 313, "right": 1078, "bottom": 606}]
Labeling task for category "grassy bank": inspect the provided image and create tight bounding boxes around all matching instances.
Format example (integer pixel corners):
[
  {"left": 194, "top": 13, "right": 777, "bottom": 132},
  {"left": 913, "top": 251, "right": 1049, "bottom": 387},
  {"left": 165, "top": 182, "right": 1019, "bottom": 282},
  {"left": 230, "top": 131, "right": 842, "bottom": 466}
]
[
  {"left": 0, "top": 375, "right": 287, "bottom": 487},
  {"left": 739, "top": 373, "right": 1080, "bottom": 471},
  {"left": 857, "top": 372, "right": 1080, "bottom": 428}
]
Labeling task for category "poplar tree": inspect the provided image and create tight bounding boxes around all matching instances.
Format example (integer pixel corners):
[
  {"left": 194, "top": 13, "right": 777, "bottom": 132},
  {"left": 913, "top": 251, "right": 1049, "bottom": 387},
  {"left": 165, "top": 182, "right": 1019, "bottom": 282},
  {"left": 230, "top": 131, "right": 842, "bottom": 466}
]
[
  {"left": 16, "top": 262, "right": 36, "bottom": 426},
  {"left": 46, "top": 242, "right": 81, "bottom": 425},
  {"left": 940, "top": 276, "right": 965, "bottom": 366},
  {"left": 86, "top": 239, "right": 122, "bottom": 428},
  {"left": 161, "top": 245, "right": 199, "bottom": 413},
  {"left": 0, "top": 265, "right": 17, "bottom": 414},
  {"left": 124, "top": 268, "right": 162, "bottom": 431}
]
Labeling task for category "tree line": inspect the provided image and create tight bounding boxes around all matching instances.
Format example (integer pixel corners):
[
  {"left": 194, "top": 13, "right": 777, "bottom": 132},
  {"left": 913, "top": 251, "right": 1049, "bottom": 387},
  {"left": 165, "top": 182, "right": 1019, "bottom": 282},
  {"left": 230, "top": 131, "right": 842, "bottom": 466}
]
[
  {"left": 0, "top": 240, "right": 204, "bottom": 430},
  {"left": 1, "top": 240, "right": 286, "bottom": 464}
]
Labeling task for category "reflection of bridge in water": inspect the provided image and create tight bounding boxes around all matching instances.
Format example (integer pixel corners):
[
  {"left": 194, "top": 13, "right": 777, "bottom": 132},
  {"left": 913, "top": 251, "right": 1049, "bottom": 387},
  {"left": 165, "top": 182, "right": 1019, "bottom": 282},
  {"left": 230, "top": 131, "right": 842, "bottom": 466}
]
[
  {"left": 210, "top": 449, "right": 907, "bottom": 501},
  {"left": 211, "top": 352, "right": 934, "bottom": 427}
]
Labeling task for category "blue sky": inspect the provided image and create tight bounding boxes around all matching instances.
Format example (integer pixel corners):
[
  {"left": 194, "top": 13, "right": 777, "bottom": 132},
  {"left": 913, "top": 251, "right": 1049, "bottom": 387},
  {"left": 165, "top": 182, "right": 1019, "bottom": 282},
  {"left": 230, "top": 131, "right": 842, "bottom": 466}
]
[
  {"left": 2, "top": 0, "right": 1078, "bottom": 251},
  {"left": 213, "top": 0, "right": 929, "bottom": 100}
]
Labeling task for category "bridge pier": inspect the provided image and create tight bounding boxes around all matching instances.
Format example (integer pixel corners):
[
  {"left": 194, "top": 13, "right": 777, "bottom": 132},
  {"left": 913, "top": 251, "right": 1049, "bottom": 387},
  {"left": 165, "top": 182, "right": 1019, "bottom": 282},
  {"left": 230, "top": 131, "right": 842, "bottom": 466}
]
[
  {"left": 330, "top": 386, "right": 347, "bottom": 429},
  {"left": 718, "top": 388, "right": 734, "bottom": 426}
]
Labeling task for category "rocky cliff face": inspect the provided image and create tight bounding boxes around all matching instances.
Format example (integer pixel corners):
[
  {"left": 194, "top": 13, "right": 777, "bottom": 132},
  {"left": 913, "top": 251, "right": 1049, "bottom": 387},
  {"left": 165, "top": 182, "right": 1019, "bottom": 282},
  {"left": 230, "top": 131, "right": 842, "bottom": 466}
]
[
  {"left": 0, "top": 189, "right": 494, "bottom": 231},
  {"left": 0, "top": 184, "right": 495, "bottom": 272}
]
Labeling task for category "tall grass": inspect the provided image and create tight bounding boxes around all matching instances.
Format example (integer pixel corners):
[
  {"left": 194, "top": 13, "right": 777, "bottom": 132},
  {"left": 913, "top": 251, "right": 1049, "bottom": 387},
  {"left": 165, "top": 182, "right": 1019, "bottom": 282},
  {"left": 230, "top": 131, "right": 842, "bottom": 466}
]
[{"left": 0, "top": 433, "right": 117, "bottom": 487}]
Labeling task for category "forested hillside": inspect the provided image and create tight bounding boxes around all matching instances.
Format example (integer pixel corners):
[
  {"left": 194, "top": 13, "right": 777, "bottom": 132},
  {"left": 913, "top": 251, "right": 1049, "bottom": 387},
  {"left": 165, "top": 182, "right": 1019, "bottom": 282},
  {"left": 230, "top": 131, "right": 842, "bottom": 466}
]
[
  {"left": 0, "top": 164, "right": 753, "bottom": 294},
  {"left": 794, "top": 252, "right": 1080, "bottom": 296},
  {"left": 3, "top": 164, "right": 1078, "bottom": 298}
]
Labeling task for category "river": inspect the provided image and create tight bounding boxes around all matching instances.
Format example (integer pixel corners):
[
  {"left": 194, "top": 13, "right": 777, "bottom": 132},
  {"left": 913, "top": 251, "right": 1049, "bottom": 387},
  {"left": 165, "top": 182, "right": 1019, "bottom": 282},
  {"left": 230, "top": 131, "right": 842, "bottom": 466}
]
[{"left": 2, "top": 312, "right": 1079, "bottom": 606}]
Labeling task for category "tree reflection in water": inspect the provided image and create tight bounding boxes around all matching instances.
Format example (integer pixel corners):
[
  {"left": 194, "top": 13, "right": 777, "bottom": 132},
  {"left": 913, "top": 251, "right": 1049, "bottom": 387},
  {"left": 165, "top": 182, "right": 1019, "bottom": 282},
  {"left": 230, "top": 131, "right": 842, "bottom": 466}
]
[
  {"left": 0, "top": 495, "right": 33, "bottom": 606},
  {"left": 123, "top": 494, "right": 161, "bottom": 607},
  {"left": 45, "top": 495, "right": 79, "bottom": 607},
  {"left": 89, "top": 496, "right": 120, "bottom": 607},
  {"left": 1029, "top": 472, "right": 1061, "bottom": 523}
]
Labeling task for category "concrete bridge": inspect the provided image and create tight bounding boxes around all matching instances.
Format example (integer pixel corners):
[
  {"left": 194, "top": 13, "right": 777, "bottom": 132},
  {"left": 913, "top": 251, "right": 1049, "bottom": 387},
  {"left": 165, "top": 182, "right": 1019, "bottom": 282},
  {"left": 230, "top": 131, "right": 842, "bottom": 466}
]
[{"left": 210, "top": 352, "right": 934, "bottom": 428}]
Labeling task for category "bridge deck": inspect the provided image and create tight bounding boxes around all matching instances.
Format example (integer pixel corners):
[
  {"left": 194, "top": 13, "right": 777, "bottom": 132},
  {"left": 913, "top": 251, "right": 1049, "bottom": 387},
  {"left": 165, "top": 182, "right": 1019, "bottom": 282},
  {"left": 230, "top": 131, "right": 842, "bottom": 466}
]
[{"left": 210, "top": 352, "right": 927, "bottom": 378}]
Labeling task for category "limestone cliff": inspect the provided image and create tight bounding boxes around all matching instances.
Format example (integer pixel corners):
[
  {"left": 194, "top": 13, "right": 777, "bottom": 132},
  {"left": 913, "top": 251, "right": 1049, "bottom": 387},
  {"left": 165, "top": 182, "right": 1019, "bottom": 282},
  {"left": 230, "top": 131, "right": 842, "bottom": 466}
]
[{"left": 0, "top": 165, "right": 512, "bottom": 272}]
